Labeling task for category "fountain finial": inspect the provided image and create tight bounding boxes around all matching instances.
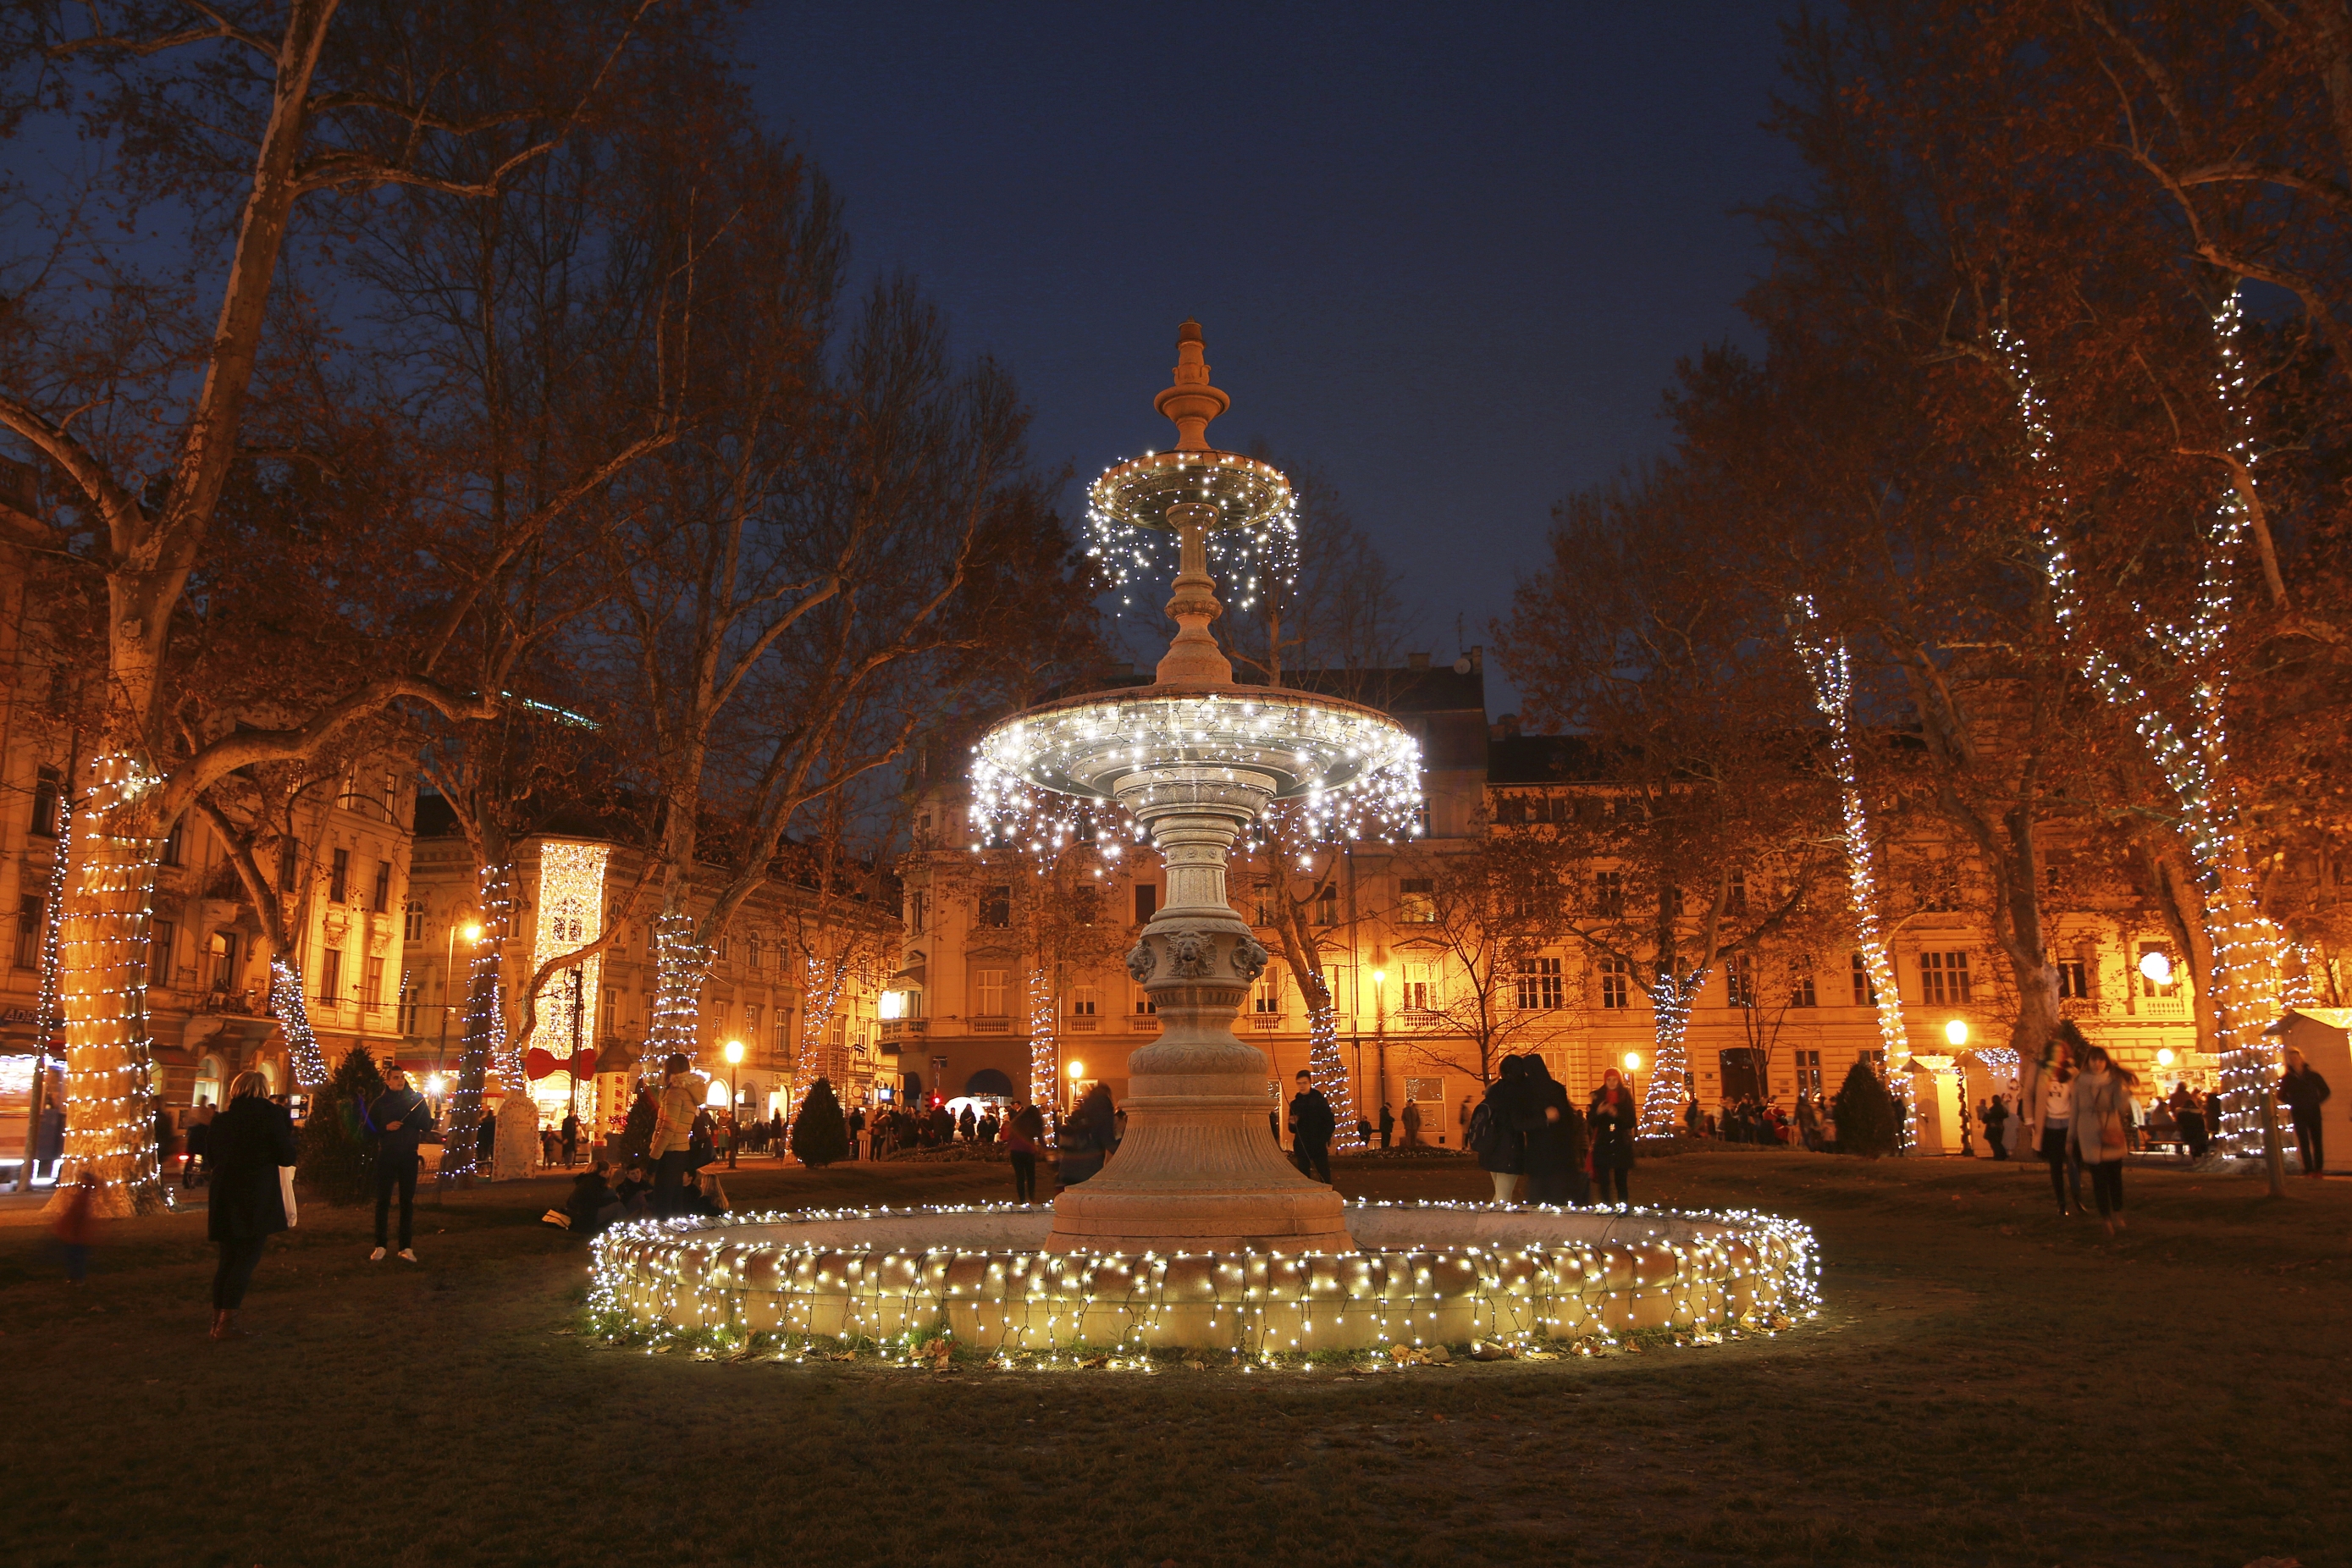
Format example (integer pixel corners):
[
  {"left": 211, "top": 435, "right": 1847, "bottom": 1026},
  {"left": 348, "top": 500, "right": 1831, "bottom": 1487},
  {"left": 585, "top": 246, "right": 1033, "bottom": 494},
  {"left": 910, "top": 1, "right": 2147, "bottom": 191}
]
[{"left": 1153, "top": 318, "right": 1229, "bottom": 451}]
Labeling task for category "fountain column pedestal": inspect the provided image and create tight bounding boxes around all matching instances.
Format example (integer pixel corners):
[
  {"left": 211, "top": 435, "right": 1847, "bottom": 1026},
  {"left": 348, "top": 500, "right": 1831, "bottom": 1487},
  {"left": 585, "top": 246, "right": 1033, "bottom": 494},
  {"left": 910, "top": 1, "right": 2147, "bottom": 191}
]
[{"left": 1045, "top": 777, "right": 1350, "bottom": 1254}]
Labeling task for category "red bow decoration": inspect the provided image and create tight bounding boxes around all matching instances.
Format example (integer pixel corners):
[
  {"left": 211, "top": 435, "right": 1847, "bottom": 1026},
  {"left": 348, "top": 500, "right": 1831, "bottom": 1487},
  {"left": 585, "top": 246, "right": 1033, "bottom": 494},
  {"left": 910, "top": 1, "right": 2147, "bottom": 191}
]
[{"left": 525, "top": 1046, "right": 599, "bottom": 1081}]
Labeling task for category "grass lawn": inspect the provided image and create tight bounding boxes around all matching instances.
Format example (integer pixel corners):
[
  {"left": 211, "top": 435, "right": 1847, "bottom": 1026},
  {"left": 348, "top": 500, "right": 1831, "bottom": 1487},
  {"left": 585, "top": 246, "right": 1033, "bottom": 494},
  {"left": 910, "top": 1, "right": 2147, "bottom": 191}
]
[{"left": 1, "top": 1147, "right": 2344, "bottom": 1567}]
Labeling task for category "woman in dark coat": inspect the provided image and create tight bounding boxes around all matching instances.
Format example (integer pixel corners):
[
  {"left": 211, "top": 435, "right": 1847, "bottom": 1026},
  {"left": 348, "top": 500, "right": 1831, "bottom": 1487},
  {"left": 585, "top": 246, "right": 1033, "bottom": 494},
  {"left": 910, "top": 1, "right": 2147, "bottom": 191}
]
[
  {"left": 1520, "top": 1057, "right": 1588, "bottom": 1206},
  {"left": 1473, "top": 1056, "right": 1534, "bottom": 1202},
  {"left": 206, "top": 1070, "right": 297, "bottom": 1340},
  {"left": 1587, "top": 1067, "right": 1638, "bottom": 1206}
]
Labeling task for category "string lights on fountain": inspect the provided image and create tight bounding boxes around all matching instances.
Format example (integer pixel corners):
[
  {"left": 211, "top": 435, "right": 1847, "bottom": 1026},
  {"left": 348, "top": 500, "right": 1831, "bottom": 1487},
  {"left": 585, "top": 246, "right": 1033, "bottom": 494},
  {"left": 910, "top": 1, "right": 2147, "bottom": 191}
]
[
  {"left": 55, "top": 754, "right": 166, "bottom": 1209},
  {"left": 1086, "top": 450, "right": 1300, "bottom": 616},
  {"left": 1996, "top": 300, "right": 2287, "bottom": 1155},
  {"left": 584, "top": 1197, "right": 1819, "bottom": 1357},
  {"left": 1792, "top": 600, "right": 1911, "bottom": 1079}
]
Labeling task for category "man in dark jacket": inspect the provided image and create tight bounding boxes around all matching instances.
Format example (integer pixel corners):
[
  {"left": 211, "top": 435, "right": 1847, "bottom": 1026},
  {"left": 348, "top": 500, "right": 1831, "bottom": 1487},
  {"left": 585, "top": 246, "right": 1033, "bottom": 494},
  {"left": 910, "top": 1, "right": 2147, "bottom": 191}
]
[
  {"left": 370, "top": 1067, "right": 434, "bottom": 1262},
  {"left": 1474, "top": 1056, "right": 1534, "bottom": 1202},
  {"left": 1287, "top": 1070, "right": 1336, "bottom": 1183},
  {"left": 1378, "top": 1102, "right": 1395, "bottom": 1150},
  {"left": 2282, "top": 1049, "right": 2332, "bottom": 1177},
  {"left": 1521, "top": 1057, "right": 1587, "bottom": 1206}
]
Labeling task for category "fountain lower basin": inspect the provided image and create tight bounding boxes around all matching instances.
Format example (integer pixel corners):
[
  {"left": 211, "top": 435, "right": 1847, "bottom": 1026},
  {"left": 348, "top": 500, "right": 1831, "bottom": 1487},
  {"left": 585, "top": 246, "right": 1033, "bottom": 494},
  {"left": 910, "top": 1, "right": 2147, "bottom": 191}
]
[{"left": 588, "top": 1199, "right": 1819, "bottom": 1355}]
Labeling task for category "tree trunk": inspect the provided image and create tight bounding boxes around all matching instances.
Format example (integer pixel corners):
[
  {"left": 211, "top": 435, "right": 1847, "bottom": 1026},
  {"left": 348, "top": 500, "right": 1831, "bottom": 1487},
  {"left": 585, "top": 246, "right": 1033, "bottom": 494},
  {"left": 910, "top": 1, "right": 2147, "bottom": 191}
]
[
  {"left": 52, "top": 756, "right": 169, "bottom": 1216},
  {"left": 447, "top": 860, "right": 516, "bottom": 1175}
]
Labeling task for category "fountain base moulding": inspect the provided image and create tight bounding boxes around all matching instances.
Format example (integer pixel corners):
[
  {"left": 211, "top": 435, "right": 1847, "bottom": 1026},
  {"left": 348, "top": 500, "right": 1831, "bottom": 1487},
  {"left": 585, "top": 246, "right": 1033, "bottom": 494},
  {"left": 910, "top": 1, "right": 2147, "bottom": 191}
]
[{"left": 588, "top": 1199, "right": 1821, "bottom": 1356}]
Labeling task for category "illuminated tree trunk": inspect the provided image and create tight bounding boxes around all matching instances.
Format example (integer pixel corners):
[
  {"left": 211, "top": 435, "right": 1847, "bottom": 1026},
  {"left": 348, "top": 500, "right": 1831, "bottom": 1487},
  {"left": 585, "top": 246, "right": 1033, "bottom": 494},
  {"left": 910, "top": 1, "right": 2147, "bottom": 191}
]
[
  {"left": 447, "top": 862, "right": 515, "bottom": 1175},
  {"left": 52, "top": 756, "right": 168, "bottom": 1216},
  {"left": 1637, "top": 966, "right": 1704, "bottom": 1136},
  {"left": 1027, "top": 963, "right": 1057, "bottom": 1112},
  {"left": 644, "top": 908, "right": 706, "bottom": 1074}
]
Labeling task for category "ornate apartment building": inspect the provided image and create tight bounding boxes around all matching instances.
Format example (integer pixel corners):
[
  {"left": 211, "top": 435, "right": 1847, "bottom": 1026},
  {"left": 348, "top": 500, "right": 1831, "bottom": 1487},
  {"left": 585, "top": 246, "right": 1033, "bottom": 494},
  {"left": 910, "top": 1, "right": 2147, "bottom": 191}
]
[{"left": 399, "top": 803, "right": 900, "bottom": 1139}]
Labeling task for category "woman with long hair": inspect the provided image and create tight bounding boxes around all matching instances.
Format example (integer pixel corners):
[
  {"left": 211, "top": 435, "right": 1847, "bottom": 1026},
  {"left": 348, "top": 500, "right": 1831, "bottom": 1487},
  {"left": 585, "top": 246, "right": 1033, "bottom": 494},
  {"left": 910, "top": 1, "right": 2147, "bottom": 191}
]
[
  {"left": 205, "top": 1069, "right": 298, "bottom": 1339},
  {"left": 2068, "top": 1040, "right": 2139, "bottom": 1236},
  {"left": 1587, "top": 1068, "right": 1637, "bottom": 1206},
  {"left": 2033, "top": 1026, "right": 2081, "bottom": 1216}
]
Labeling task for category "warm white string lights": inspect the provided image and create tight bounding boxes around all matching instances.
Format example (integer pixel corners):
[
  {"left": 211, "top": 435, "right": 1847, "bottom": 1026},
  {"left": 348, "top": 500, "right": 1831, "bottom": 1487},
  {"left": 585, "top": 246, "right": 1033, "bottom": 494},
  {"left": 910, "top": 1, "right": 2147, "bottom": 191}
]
[
  {"left": 448, "top": 862, "right": 514, "bottom": 1173},
  {"left": 55, "top": 754, "right": 166, "bottom": 1212},
  {"left": 525, "top": 842, "right": 610, "bottom": 1125},
  {"left": 268, "top": 956, "right": 329, "bottom": 1090},
  {"left": 643, "top": 909, "right": 704, "bottom": 1076},
  {"left": 1085, "top": 448, "right": 1299, "bottom": 616},
  {"left": 1792, "top": 601, "right": 1912, "bottom": 1103},
  {"left": 1637, "top": 967, "right": 1706, "bottom": 1136},
  {"left": 585, "top": 1196, "right": 1819, "bottom": 1358},
  {"left": 1997, "top": 298, "right": 2287, "bottom": 1154}
]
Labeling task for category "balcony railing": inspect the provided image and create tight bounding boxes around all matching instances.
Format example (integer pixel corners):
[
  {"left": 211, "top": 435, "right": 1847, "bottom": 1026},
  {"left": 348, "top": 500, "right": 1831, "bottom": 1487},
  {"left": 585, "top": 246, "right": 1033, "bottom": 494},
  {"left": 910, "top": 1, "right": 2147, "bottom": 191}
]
[
  {"left": 971, "top": 1016, "right": 1010, "bottom": 1033},
  {"left": 1128, "top": 1013, "right": 1162, "bottom": 1033},
  {"left": 1249, "top": 1013, "right": 1283, "bottom": 1030},
  {"left": 881, "top": 1019, "right": 928, "bottom": 1041},
  {"left": 1066, "top": 1015, "right": 1099, "bottom": 1032}
]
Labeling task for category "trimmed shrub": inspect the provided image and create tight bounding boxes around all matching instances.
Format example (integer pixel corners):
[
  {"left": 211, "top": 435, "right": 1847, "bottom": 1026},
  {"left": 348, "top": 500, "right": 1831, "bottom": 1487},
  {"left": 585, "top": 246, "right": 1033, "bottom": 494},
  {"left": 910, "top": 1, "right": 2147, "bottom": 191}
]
[
  {"left": 297, "top": 1045, "right": 389, "bottom": 1204},
  {"left": 791, "top": 1078, "right": 849, "bottom": 1168},
  {"left": 1832, "top": 1058, "right": 1900, "bottom": 1159}
]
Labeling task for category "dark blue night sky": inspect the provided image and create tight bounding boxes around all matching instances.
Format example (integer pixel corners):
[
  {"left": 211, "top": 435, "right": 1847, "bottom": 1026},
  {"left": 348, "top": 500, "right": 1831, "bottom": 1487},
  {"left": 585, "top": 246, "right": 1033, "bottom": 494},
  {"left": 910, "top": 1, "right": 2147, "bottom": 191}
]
[{"left": 740, "top": 2, "right": 1807, "bottom": 708}]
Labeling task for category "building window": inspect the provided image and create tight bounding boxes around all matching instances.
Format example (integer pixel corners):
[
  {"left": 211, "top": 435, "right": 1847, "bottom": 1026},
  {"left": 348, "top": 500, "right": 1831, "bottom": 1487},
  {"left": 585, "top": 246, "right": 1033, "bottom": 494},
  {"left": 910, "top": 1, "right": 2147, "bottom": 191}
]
[
  {"left": 1134, "top": 990, "right": 1157, "bottom": 1015},
  {"left": 384, "top": 771, "right": 399, "bottom": 815},
  {"left": 1134, "top": 884, "right": 1157, "bottom": 924},
  {"left": 1071, "top": 986, "right": 1100, "bottom": 1018},
  {"left": 1790, "top": 969, "right": 1818, "bottom": 1008},
  {"left": 1851, "top": 951, "right": 1877, "bottom": 1007},
  {"left": 14, "top": 895, "right": 42, "bottom": 969},
  {"left": 2057, "top": 957, "right": 2090, "bottom": 999},
  {"left": 398, "top": 973, "right": 420, "bottom": 1035},
  {"left": 974, "top": 968, "right": 1007, "bottom": 1017},
  {"left": 1516, "top": 955, "right": 1564, "bottom": 1010},
  {"left": 1401, "top": 962, "right": 1432, "bottom": 1013},
  {"left": 1598, "top": 957, "right": 1631, "bottom": 1010},
  {"left": 1593, "top": 871, "right": 1625, "bottom": 918},
  {"left": 150, "top": 919, "right": 176, "bottom": 989},
  {"left": 1920, "top": 951, "right": 1972, "bottom": 1005},
  {"left": 980, "top": 886, "right": 1011, "bottom": 927},
  {"left": 745, "top": 1002, "right": 763, "bottom": 1039},
  {"left": 318, "top": 947, "right": 343, "bottom": 1004},
  {"left": 371, "top": 859, "right": 391, "bottom": 914},
  {"left": 1726, "top": 871, "right": 1747, "bottom": 914},
  {"left": 29, "top": 767, "right": 60, "bottom": 838},
  {"left": 1727, "top": 954, "right": 1757, "bottom": 1009},
  {"left": 329, "top": 847, "right": 350, "bottom": 904},
  {"left": 1251, "top": 978, "right": 1280, "bottom": 1014},
  {"left": 745, "top": 934, "right": 763, "bottom": 973},
  {"left": 161, "top": 816, "right": 186, "bottom": 867},
  {"left": 210, "top": 931, "right": 239, "bottom": 991},
  {"left": 2139, "top": 942, "right": 2179, "bottom": 999},
  {"left": 1399, "top": 877, "right": 1435, "bottom": 924},
  {"left": 1316, "top": 886, "right": 1339, "bottom": 927},
  {"left": 403, "top": 902, "right": 425, "bottom": 942},
  {"left": 364, "top": 955, "right": 386, "bottom": 1012},
  {"left": 1793, "top": 1048, "right": 1823, "bottom": 1096},
  {"left": 908, "top": 891, "right": 929, "bottom": 936}
]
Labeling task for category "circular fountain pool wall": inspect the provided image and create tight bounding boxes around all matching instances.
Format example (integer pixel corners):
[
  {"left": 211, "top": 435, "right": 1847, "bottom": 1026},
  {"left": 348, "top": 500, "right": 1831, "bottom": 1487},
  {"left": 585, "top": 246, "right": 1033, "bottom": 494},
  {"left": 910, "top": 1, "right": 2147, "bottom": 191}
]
[{"left": 588, "top": 1201, "right": 1819, "bottom": 1355}]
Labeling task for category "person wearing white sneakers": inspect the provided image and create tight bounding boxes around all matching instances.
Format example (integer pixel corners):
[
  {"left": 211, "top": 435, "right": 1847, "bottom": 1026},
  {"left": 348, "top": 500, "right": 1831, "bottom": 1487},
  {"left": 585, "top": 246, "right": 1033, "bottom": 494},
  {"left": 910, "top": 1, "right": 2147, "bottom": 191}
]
[{"left": 369, "top": 1066, "right": 433, "bottom": 1262}]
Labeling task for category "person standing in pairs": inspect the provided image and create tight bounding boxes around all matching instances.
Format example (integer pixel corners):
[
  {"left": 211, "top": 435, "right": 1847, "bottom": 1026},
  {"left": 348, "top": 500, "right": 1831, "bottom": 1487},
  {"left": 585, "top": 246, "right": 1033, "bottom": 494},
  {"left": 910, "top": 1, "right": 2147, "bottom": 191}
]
[
  {"left": 2068, "top": 1042, "right": 2138, "bottom": 1236},
  {"left": 2030, "top": 1031, "right": 2081, "bottom": 1217},
  {"left": 1471, "top": 1057, "right": 1532, "bottom": 1203}
]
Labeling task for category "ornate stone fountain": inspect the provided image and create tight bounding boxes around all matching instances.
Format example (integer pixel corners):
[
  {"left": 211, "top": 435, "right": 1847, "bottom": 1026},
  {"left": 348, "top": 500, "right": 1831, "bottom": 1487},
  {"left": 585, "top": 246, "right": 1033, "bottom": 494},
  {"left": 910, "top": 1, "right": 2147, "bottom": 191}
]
[{"left": 586, "top": 325, "right": 1819, "bottom": 1357}]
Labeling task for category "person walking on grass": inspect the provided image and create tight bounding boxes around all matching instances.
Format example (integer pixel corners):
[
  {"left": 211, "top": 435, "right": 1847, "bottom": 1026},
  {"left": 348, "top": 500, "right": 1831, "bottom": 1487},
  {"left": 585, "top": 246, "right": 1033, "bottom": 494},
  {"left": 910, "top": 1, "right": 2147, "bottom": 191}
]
[
  {"left": 1587, "top": 1067, "right": 1637, "bottom": 1206},
  {"left": 2031, "top": 1033, "right": 2082, "bottom": 1217},
  {"left": 53, "top": 1170, "right": 98, "bottom": 1284},
  {"left": 1003, "top": 1101, "right": 1045, "bottom": 1203},
  {"left": 207, "top": 1070, "right": 297, "bottom": 1340},
  {"left": 2281, "top": 1049, "right": 2332, "bottom": 1178},
  {"left": 1288, "top": 1069, "right": 1336, "bottom": 1184},
  {"left": 369, "top": 1067, "right": 433, "bottom": 1262},
  {"left": 2069, "top": 1042, "right": 2138, "bottom": 1237},
  {"left": 647, "top": 1053, "right": 706, "bottom": 1217},
  {"left": 560, "top": 1111, "right": 580, "bottom": 1168},
  {"left": 1378, "top": 1102, "right": 1394, "bottom": 1150},
  {"left": 1400, "top": 1099, "right": 1422, "bottom": 1148}
]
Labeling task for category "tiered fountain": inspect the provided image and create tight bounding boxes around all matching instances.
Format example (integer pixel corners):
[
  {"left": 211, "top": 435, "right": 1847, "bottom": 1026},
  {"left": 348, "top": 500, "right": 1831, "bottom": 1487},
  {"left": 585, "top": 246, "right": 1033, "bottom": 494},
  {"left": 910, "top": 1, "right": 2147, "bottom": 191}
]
[{"left": 589, "top": 324, "right": 1818, "bottom": 1358}]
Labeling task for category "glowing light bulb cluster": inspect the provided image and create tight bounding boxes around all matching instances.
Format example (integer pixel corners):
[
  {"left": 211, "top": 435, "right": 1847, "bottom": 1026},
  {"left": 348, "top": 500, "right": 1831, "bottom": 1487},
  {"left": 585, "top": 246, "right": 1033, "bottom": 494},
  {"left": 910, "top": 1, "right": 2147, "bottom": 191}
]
[
  {"left": 525, "top": 841, "right": 610, "bottom": 1124},
  {"left": 1085, "top": 448, "right": 1299, "bottom": 616},
  {"left": 1637, "top": 967, "right": 1703, "bottom": 1136},
  {"left": 268, "top": 957, "right": 329, "bottom": 1090}
]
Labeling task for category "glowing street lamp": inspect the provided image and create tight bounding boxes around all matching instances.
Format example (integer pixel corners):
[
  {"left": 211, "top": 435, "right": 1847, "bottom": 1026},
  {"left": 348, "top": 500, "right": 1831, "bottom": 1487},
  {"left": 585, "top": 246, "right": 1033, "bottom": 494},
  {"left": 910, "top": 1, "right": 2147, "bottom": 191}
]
[
  {"left": 1944, "top": 1018, "right": 1969, "bottom": 1048},
  {"left": 723, "top": 1040, "right": 746, "bottom": 1168},
  {"left": 438, "top": 918, "right": 487, "bottom": 1081},
  {"left": 2139, "top": 949, "right": 2175, "bottom": 988}
]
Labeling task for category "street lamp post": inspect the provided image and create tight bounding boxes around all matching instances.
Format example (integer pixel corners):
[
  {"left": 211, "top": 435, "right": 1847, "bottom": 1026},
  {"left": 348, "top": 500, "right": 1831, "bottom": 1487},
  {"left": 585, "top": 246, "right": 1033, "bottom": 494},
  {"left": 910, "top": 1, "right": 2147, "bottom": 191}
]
[
  {"left": 1370, "top": 948, "right": 1389, "bottom": 1134},
  {"left": 724, "top": 1040, "right": 745, "bottom": 1169}
]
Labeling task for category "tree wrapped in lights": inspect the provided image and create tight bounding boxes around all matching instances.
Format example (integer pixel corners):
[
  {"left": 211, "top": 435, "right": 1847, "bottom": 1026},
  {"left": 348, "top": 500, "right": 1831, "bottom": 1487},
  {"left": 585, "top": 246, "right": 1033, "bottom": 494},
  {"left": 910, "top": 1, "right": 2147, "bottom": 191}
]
[
  {"left": 1792, "top": 605, "right": 1911, "bottom": 1087},
  {"left": 1996, "top": 303, "right": 2294, "bottom": 1156}
]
